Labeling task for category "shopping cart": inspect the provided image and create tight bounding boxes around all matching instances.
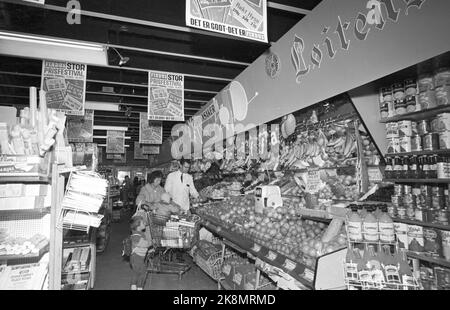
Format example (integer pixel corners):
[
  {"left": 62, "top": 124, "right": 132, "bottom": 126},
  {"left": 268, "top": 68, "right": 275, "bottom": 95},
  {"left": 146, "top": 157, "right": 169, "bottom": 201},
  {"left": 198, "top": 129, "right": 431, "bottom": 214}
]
[{"left": 143, "top": 209, "right": 201, "bottom": 282}]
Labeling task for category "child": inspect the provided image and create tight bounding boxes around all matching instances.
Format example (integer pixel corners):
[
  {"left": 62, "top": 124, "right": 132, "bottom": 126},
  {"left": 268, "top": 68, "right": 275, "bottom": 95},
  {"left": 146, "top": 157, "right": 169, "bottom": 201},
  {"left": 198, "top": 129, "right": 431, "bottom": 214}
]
[{"left": 129, "top": 216, "right": 152, "bottom": 290}]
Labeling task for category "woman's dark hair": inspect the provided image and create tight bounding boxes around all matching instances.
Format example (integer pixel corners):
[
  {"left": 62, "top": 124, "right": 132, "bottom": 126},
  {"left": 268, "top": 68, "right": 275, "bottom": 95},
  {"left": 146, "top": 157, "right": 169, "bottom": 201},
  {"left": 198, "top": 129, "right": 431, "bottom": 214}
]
[
  {"left": 180, "top": 158, "right": 191, "bottom": 167},
  {"left": 147, "top": 170, "right": 163, "bottom": 184}
]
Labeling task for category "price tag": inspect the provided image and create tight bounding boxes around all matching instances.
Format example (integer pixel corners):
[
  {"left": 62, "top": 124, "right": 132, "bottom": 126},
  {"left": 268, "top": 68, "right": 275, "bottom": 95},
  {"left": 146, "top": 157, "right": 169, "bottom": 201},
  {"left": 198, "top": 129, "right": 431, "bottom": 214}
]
[
  {"left": 251, "top": 243, "right": 261, "bottom": 253},
  {"left": 233, "top": 273, "right": 242, "bottom": 285},
  {"left": 223, "top": 265, "right": 231, "bottom": 276},
  {"left": 266, "top": 250, "right": 278, "bottom": 261},
  {"left": 283, "top": 259, "right": 297, "bottom": 271},
  {"left": 303, "top": 268, "right": 314, "bottom": 282},
  {"left": 306, "top": 169, "right": 321, "bottom": 194},
  {"left": 368, "top": 167, "right": 383, "bottom": 182}
]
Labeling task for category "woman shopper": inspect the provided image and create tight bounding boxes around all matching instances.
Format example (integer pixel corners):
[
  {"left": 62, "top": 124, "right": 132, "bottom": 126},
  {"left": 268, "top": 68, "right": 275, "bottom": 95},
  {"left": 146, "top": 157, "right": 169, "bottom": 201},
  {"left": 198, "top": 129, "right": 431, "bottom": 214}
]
[{"left": 134, "top": 171, "right": 166, "bottom": 224}]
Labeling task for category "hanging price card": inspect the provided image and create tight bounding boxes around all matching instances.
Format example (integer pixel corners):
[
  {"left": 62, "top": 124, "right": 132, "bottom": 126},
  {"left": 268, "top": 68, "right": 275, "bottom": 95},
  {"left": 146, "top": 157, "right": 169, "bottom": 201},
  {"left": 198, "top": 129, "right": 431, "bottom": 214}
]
[
  {"left": 222, "top": 265, "right": 231, "bottom": 276},
  {"left": 233, "top": 273, "right": 243, "bottom": 285},
  {"left": 282, "top": 259, "right": 297, "bottom": 271},
  {"left": 266, "top": 250, "right": 277, "bottom": 261},
  {"left": 251, "top": 243, "right": 261, "bottom": 253},
  {"left": 306, "top": 168, "right": 321, "bottom": 193},
  {"left": 303, "top": 268, "right": 314, "bottom": 282}
]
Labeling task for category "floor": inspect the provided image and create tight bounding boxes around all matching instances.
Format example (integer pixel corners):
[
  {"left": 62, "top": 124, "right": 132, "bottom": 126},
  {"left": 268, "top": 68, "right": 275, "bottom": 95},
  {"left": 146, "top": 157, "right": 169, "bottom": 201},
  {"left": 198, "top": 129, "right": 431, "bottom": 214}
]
[{"left": 93, "top": 211, "right": 217, "bottom": 290}]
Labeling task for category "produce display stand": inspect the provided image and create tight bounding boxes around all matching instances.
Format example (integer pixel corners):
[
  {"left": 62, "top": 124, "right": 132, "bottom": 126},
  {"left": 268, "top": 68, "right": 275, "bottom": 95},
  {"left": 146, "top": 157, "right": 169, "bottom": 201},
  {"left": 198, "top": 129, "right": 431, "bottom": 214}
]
[{"left": 193, "top": 210, "right": 346, "bottom": 290}]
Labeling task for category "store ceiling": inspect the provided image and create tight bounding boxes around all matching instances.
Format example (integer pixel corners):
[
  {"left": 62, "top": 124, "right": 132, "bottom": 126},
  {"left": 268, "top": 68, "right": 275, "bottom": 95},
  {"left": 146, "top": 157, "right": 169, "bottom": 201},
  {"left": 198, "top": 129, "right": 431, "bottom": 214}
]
[{"left": 0, "top": 0, "right": 322, "bottom": 143}]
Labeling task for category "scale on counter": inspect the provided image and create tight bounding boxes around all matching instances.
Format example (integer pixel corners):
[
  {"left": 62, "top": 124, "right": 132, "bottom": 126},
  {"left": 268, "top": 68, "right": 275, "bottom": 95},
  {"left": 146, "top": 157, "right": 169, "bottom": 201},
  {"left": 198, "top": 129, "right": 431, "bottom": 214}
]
[{"left": 254, "top": 185, "right": 283, "bottom": 213}]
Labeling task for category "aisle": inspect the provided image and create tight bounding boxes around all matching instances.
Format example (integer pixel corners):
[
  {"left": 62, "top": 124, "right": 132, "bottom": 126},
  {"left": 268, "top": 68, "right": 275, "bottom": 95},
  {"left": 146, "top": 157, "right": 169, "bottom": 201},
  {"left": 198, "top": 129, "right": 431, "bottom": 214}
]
[{"left": 93, "top": 212, "right": 217, "bottom": 290}]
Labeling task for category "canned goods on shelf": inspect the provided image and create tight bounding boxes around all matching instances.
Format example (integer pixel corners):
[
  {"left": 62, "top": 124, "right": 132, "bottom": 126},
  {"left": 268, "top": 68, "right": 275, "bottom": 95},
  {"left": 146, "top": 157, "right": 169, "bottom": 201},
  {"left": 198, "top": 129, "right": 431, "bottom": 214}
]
[
  {"left": 437, "top": 209, "right": 449, "bottom": 225},
  {"left": 411, "top": 135, "right": 422, "bottom": 151},
  {"left": 434, "top": 67, "right": 450, "bottom": 88},
  {"left": 417, "top": 120, "right": 431, "bottom": 135},
  {"left": 418, "top": 74, "right": 435, "bottom": 92},
  {"left": 381, "top": 87, "right": 393, "bottom": 103},
  {"left": 393, "top": 83, "right": 405, "bottom": 100},
  {"left": 419, "top": 90, "right": 437, "bottom": 110},
  {"left": 436, "top": 113, "right": 450, "bottom": 132},
  {"left": 438, "top": 131, "right": 450, "bottom": 150},
  {"left": 394, "top": 184, "right": 403, "bottom": 195},
  {"left": 395, "top": 98, "right": 407, "bottom": 115},
  {"left": 406, "top": 95, "right": 417, "bottom": 113},
  {"left": 415, "top": 207, "right": 425, "bottom": 222},
  {"left": 387, "top": 138, "right": 400, "bottom": 153},
  {"left": 391, "top": 195, "right": 402, "bottom": 206},
  {"left": 431, "top": 186, "right": 445, "bottom": 196},
  {"left": 435, "top": 85, "right": 450, "bottom": 106},
  {"left": 411, "top": 121, "right": 418, "bottom": 135},
  {"left": 406, "top": 204, "right": 416, "bottom": 220},
  {"left": 423, "top": 133, "right": 439, "bottom": 151},
  {"left": 430, "top": 118, "right": 440, "bottom": 132},
  {"left": 379, "top": 101, "right": 389, "bottom": 119},
  {"left": 397, "top": 207, "right": 407, "bottom": 219},
  {"left": 404, "top": 79, "right": 417, "bottom": 96}
]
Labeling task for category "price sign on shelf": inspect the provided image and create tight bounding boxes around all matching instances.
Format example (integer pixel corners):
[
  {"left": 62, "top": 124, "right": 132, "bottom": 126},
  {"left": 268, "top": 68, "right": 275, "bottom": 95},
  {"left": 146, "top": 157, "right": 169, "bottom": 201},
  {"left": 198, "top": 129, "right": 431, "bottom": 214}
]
[
  {"left": 251, "top": 243, "right": 262, "bottom": 253},
  {"left": 266, "top": 250, "right": 278, "bottom": 261},
  {"left": 283, "top": 259, "right": 297, "bottom": 271},
  {"left": 306, "top": 168, "right": 321, "bottom": 193}
]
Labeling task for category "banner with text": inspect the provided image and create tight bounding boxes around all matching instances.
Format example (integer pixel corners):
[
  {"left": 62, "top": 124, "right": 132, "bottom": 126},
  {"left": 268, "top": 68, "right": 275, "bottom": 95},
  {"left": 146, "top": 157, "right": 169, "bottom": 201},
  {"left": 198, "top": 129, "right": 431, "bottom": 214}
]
[
  {"left": 134, "top": 142, "right": 149, "bottom": 160},
  {"left": 139, "top": 112, "right": 163, "bottom": 144},
  {"left": 186, "top": 0, "right": 267, "bottom": 43},
  {"left": 66, "top": 109, "right": 94, "bottom": 142},
  {"left": 148, "top": 71, "right": 184, "bottom": 121},
  {"left": 41, "top": 60, "right": 87, "bottom": 115},
  {"left": 106, "top": 130, "right": 125, "bottom": 154},
  {"left": 142, "top": 145, "right": 160, "bottom": 155}
]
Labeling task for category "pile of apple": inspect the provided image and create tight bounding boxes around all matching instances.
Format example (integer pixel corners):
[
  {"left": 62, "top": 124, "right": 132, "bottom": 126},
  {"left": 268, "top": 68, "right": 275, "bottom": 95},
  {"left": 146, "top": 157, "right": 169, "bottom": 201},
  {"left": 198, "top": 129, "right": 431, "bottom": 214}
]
[{"left": 197, "top": 196, "right": 347, "bottom": 268}]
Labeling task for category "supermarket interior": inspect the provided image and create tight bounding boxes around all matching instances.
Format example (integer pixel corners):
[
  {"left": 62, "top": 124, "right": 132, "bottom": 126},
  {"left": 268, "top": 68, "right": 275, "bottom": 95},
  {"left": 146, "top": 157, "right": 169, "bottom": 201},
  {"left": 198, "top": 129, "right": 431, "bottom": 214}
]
[{"left": 0, "top": 0, "right": 450, "bottom": 291}]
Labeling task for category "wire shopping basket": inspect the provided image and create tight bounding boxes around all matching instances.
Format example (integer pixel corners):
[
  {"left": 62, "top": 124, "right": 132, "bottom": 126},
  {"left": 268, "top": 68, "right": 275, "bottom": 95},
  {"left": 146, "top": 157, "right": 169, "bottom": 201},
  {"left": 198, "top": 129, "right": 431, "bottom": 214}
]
[{"left": 147, "top": 212, "right": 200, "bottom": 249}]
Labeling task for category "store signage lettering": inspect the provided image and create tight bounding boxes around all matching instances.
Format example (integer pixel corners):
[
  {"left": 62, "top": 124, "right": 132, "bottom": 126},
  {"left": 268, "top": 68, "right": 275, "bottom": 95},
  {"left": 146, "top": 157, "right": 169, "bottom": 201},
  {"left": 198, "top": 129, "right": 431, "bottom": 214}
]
[
  {"left": 66, "top": 0, "right": 81, "bottom": 25},
  {"left": 290, "top": 0, "right": 426, "bottom": 84}
]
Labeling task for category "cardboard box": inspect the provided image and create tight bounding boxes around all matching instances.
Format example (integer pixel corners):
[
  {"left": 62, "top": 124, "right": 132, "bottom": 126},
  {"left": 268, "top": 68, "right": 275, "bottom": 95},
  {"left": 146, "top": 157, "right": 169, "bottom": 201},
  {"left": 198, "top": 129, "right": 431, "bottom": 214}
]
[
  {"left": 394, "top": 223, "right": 408, "bottom": 249},
  {"left": 0, "top": 154, "right": 50, "bottom": 178},
  {"left": 407, "top": 225, "right": 425, "bottom": 253}
]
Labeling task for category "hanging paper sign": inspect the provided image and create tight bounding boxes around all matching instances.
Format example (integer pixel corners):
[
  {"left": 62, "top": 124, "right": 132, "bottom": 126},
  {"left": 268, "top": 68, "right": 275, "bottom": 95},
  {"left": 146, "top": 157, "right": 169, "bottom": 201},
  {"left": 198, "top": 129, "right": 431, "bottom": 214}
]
[
  {"left": 142, "top": 145, "right": 160, "bottom": 155},
  {"left": 148, "top": 71, "right": 184, "bottom": 121},
  {"left": 139, "top": 112, "right": 163, "bottom": 144},
  {"left": 106, "top": 130, "right": 125, "bottom": 154},
  {"left": 41, "top": 60, "right": 87, "bottom": 115},
  {"left": 134, "top": 142, "right": 149, "bottom": 160},
  {"left": 98, "top": 146, "right": 103, "bottom": 164},
  {"left": 306, "top": 168, "right": 321, "bottom": 194},
  {"left": 66, "top": 109, "right": 94, "bottom": 142},
  {"left": 186, "top": 0, "right": 267, "bottom": 43}
]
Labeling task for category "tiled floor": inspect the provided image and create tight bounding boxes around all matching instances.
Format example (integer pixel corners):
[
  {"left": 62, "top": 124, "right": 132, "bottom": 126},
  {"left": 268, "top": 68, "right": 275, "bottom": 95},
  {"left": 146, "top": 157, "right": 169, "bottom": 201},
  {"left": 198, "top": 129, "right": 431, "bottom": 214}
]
[{"left": 93, "top": 213, "right": 217, "bottom": 290}]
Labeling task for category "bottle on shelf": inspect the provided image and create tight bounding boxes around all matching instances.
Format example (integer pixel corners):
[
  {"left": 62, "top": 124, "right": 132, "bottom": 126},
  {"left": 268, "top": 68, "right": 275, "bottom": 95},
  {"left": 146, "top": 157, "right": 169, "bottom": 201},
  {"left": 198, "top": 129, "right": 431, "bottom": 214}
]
[
  {"left": 379, "top": 205, "right": 395, "bottom": 243},
  {"left": 423, "top": 156, "right": 431, "bottom": 179},
  {"left": 396, "top": 248, "right": 417, "bottom": 289},
  {"left": 380, "top": 245, "right": 401, "bottom": 287},
  {"left": 402, "top": 156, "right": 409, "bottom": 179},
  {"left": 385, "top": 157, "right": 393, "bottom": 179},
  {"left": 394, "top": 156, "right": 403, "bottom": 179},
  {"left": 345, "top": 246, "right": 359, "bottom": 284},
  {"left": 409, "top": 155, "right": 419, "bottom": 179},
  {"left": 429, "top": 155, "right": 438, "bottom": 179},
  {"left": 363, "top": 245, "right": 385, "bottom": 284},
  {"left": 362, "top": 206, "right": 379, "bottom": 242},
  {"left": 417, "top": 156, "right": 424, "bottom": 179},
  {"left": 347, "top": 204, "right": 363, "bottom": 243},
  {"left": 437, "top": 155, "right": 446, "bottom": 179}
]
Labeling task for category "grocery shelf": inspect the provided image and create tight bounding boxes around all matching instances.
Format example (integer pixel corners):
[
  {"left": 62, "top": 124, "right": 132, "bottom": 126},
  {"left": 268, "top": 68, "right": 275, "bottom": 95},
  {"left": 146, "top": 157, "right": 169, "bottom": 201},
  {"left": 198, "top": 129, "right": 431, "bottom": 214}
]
[
  {"left": 0, "top": 244, "right": 49, "bottom": 263},
  {"left": 300, "top": 215, "right": 332, "bottom": 223},
  {"left": 380, "top": 105, "right": 450, "bottom": 123},
  {"left": 197, "top": 213, "right": 315, "bottom": 289},
  {"left": 406, "top": 252, "right": 450, "bottom": 269},
  {"left": 0, "top": 207, "right": 51, "bottom": 215},
  {"left": 383, "top": 179, "right": 450, "bottom": 184},
  {"left": 0, "top": 176, "right": 50, "bottom": 184},
  {"left": 385, "top": 150, "right": 450, "bottom": 157},
  {"left": 393, "top": 218, "right": 450, "bottom": 231}
]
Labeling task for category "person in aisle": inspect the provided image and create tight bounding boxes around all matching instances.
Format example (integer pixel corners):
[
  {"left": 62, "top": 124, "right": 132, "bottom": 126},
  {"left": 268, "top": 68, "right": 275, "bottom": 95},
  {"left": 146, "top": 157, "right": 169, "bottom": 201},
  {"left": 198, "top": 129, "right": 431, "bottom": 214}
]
[
  {"left": 122, "top": 175, "right": 132, "bottom": 208},
  {"left": 134, "top": 171, "right": 166, "bottom": 223},
  {"left": 164, "top": 158, "right": 199, "bottom": 213},
  {"left": 129, "top": 216, "right": 153, "bottom": 290}
]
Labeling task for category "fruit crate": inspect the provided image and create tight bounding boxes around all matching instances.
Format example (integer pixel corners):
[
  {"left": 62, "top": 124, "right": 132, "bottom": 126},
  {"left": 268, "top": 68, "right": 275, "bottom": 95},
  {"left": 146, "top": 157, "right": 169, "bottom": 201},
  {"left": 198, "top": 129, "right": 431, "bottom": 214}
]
[{"left": 194, "top": 250, "right": 224, "bottom": 280}]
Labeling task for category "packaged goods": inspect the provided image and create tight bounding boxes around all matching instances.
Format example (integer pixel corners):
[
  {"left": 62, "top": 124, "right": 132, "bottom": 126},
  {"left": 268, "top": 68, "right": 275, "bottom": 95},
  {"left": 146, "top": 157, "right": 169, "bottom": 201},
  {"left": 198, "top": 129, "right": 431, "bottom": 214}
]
[
  {"left": 347, "top": 205, "right": 363, "bottom": 242},
  {"left": 404, "top": 79, "right": 417, "bottom": 96},
  {"left": 387, "top": 138, "right": 400, "bottom": 153},
  {"left": 417, "top": 120, "right": 430, "bottom": 135},
  {"left": 395, "top": 99, "right": 407, "bottom": 115},
  {"left": 435, "top": 86, "right": 450, "bottom": 106},
  {"left": 438, "top": 131, "right": 450, "bottom": 149},
  {"left": 394, "top": 223, "right": 408, "bottom": 249},
  {"left": 386, "top": 122, "right": 399, "bottom": 138},
  {"left": 393, "top": 83, "right": 405, "bottom": 101},
  {"left": 434, "top": 68, "right": 450, "bottom": 88},
  {"left": 411, "top": 122, "right": 418, "bottom": 135},
  {"left": 430, "top": 118, "right": 440, "bottom": 132},
  {"left": 379, "top": 102, "right": 389, "bottom": 119},
  {"left": 436, "top": 113, "right": 450, "bottom": 132},
  {"left": 381, "top": 87, "right": 393, "bottom": 102},
  {"left": 419, "top": 91, "right": 437, "bottom": 110},
  {"left": 435, "top": 267, "right": 450, "bottom": 290},
  {"left": 398, "top": 121, "right": 412, "bottom": 137},
  {"left": 378, "top": 206, "right": 395, "bottom": 243},
  {"left": 423, "top": 228, "right": 443, "bottom": 258},
  {"left": 362, "top": 206, "right": 379, "bottom": 242},
  {"left": 423, "top": 133, "right": 439, "bottom": 151},
  {"left": 407, "top": 225, "right": 424, "bottom": 253},
  {"left": 410, "top": 135, "right": 422, "bottom": 151},
  {"left": 441, "top": 230, "right": 450, "bottom": 261},
  {"left": 418, "top": 74, "right": 435, "bottom": 92},
  {"left": 399, "top": 137, "right": 411, "bottom": 153}
]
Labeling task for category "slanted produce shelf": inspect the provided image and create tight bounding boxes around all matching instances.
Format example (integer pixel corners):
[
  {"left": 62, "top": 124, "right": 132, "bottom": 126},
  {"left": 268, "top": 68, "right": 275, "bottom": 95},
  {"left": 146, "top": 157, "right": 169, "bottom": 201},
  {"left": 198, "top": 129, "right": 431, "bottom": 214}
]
[
  {"left": 0, "top": 176, "right": 50, "bottom": 184},
  {"left": 393, "top": 217, "right": 450, "bottom": 231},
  {"left": 0, "top": 207, "right": 51, "bottom": 215},
  {"left": 196, "top": 212, "right": 315, "bottom": 289},
  {"left": 384, "top": 179, "right": 450, "bottom": 184},
  {"left": 385, "top": 150, "right": 450, "bottom": 157},
  {"left": 406, "top": 252, "right": 450, "bottom": 269},
  {"left": 380, "top": 105, "right": 450, "bottom": 123}
]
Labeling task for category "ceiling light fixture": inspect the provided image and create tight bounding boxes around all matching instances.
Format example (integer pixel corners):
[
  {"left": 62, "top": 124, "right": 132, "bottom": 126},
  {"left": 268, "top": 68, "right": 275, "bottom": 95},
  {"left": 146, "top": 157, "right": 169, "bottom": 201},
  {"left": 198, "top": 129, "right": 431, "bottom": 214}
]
[
  {"left": 85, "top": 101, "right": 119, "bottom": 112},
  {"left": 93, "top": 125, "right": 128, "bottom": 131},
  {"left": 109, "top": 47, "right": 130, "bottom": 66}
]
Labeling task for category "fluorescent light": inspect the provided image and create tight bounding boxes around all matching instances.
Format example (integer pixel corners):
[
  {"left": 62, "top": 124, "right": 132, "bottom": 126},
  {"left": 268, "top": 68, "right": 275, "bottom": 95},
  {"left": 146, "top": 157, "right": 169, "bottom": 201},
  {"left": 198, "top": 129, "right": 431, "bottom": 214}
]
[
  {"left": 93, "top": 135, "right": 131, "bottom": 140},
  {"left": 97, "top": 144, "right": 130, "bottom": 148},
  {"left": 93, "top": 125, "right": 128, "bottom": 131},
  {"left": 0, "top": 31, "right": 108, "bottom": 66},
  {"left": 0, "top": 32, "right": 105, "bottom": 51},
  {"left": 86, "top": 101, "right": 119, "bottom": 112}
]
